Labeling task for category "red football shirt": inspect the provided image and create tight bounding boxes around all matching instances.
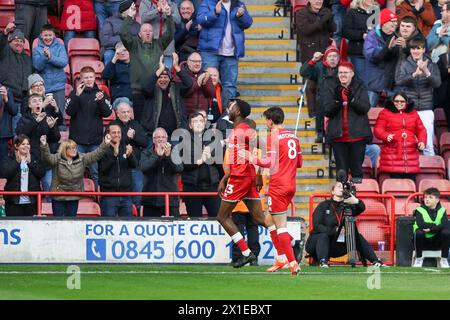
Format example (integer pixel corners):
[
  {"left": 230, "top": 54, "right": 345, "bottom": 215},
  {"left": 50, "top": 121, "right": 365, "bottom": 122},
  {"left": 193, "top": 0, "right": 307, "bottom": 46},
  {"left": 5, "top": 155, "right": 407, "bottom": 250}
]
[
  {"left": 257, "top": 128, "right": 302, "bottom": 190},
  {"left": 226, "top": 121, "right": 257, "bottom": 177}
]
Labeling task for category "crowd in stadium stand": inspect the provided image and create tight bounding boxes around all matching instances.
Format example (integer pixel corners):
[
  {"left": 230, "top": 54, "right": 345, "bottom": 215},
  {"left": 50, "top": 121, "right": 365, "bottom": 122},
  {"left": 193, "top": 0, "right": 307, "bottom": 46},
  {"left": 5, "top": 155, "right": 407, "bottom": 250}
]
[{"left": 0, "top": 0, "right": 449, "bottom": 222}]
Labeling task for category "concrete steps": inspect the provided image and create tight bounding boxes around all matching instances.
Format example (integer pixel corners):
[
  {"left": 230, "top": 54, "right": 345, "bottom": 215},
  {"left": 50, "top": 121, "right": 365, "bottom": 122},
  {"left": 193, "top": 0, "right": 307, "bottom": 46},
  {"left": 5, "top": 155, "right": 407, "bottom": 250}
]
[
  {"left": 235, "top": 6, "right": 332, "bottom": 218},
  {"left": 247, "top": 4, "right": 287, "bottom": 17}
]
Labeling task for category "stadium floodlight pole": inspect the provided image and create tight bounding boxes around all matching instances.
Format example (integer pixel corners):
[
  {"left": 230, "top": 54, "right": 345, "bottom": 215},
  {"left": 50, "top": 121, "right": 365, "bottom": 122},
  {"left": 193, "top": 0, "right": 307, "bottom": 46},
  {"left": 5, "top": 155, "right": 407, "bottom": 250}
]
[{"left": 294, "top": 80, "right": 307, "bottom": 135}]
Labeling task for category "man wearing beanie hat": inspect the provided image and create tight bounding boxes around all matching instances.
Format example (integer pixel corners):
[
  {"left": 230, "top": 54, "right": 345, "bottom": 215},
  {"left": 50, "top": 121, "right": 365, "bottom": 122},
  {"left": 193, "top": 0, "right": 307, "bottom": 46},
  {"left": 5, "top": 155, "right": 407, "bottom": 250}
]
[
  {"left": 396, "top": 0, "right": 436, "bottom": 36},
  {"left": 301, "top": 46, "right": 340, "bottom": 143},
  {"left": 100, "top": 0, "right": 140, "bottom": 66},
  {"left": 0, "top": 22, "right": 32, "bottom": 132},
  {"left": 323, "top": 61, "right": 372, "bottom": 183},
  {"left": 28, "top": 74, "right": 44, "bottom": 92},
  {"left": 363, "top": 8, "right": 400, "bottom": 107}
]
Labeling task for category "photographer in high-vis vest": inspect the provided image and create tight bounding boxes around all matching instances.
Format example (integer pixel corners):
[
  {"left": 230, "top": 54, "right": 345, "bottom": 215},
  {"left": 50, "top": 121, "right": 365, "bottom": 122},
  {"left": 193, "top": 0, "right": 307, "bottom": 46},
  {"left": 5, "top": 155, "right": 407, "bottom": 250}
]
[{"left": 412, "top": 188, "right": 450, "bottom": 268}]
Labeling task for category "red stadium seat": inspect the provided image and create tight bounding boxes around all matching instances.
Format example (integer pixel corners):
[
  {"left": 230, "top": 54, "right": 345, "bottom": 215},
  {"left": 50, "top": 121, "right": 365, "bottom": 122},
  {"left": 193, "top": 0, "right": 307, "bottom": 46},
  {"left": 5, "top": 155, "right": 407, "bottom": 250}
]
[
  {"left": 0, "top": 178, "right": 6, "bottom": 190},
  {"left": 102, "top": 112, "right": 116, "bottom": 126},
  {"left": 439, "top": 132, "right": 450, "bottom": 166},
  {"left": 98, "top": 84, "right": 111, "bottom": 99},
  {"left": 416, "top": 155, "right": 446, "bottom": 186},
  {"left": 65, "top": 83, "right": 73, "bottom": 98},
  {"left": 23, "top": 38, "right": 30, "bottom": 56},
  {"left": 356, "top": 202, "right": 390, "bottom": 248},
  {"left": 0, "top": 10, "right": 14, "bottom": 29},
  {"left": 362, "top": 155, "right": 373, "bottom": 179},
  {"left": 406, "top": 202, "right": 421, "bottom": 216},
  {"left": 434, "top": 108, "right": 448, "bottom": 140},
  {"left": 77, "top": 202, "right": 101, "bottom": 217},
  {"left": 80, "top": 178, "right": 96, "bottom": 202},
  {"left": 355, "top": 178, "right": 379, "bottom": 194},
  {"left": 381, "top": 178, "right": 416, "bottom": 216},
  {"left": 42, "top": 201, "right": 101, "bottom": 216},
  {"left": 64, "top": 64, "right": 71, "bottom": 83},
  {"left": 418, "top": 178, "right": 450, "bottom": 193},
  {"left": 368, "top": 107, "right": 383, "bottom": 128},
  {"left": 0, "top": 0, "right": 15, "bottom": 10},
  {"left": 291, "top": 0, "right": 307, "bottom": 15},
  {"left": 67, "top": 38, "right": 100, "bottom": 61}
]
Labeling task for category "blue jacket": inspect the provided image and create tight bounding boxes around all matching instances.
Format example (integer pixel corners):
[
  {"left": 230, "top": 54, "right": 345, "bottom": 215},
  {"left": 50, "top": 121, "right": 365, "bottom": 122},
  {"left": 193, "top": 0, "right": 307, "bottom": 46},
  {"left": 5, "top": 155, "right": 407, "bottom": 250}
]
[
  {"left": 32, "top": 36, "right": 68, "bottom": 93},
  {"left": 197, "top": 0, "right": 252, "bottom": 58},
  {"left": 363, "top": 26, "right": 398, "bottom": 92}
]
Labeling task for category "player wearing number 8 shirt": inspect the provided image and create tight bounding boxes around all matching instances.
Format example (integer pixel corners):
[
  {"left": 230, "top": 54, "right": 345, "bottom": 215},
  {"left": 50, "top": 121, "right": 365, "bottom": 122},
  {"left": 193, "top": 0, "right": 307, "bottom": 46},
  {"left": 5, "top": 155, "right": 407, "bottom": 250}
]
[
  {"left": 241, "top": 107, "right": 302, "bottom": 275},
  {"left": 217, "top": 99, "right": 271, "bottom": 268}
]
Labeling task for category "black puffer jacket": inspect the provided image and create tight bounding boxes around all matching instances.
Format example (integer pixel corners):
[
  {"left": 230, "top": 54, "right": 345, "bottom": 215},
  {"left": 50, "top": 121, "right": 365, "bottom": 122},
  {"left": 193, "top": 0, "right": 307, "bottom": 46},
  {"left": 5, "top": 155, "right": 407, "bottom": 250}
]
[
  {"left": 15, "top": 110, "right": 61, "bottom": 159},
  {"left": 98, "top": 144, "right": 138, "bottom": 192},
  {"left": 309, "top": 199, "right": 366, "bottom": 236},
  {"left": 323, "top": 77, "right": 372, "bottom": 141},
  {"left": 0, "top": 154, "right": 45, "bottom": 204},
  {"left": 177, "top": 129, "right": 221, "bottom": 188},
  {"left": 342, "top": 7, "right": 371, "bottom": 57},
  {"left": 66, "top": 84, "right": 112, "bottom": 145},
  {"left": 140, "top": 146, "right": 184, "bottom": 207}
]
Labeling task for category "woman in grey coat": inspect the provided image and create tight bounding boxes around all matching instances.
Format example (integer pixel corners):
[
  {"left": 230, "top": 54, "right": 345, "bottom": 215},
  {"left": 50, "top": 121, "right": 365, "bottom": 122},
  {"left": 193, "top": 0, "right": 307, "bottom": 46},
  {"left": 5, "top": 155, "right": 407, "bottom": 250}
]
[{"left": 39, "top": 134, "right": 111, "bottom": 216}]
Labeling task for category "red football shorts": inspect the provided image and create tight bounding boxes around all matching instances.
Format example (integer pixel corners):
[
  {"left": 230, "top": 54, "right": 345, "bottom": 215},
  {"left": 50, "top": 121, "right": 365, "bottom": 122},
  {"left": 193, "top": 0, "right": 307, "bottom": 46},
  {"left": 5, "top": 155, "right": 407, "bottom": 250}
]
[
  {"left": 267, "top": 188, "right": 296, "bottom": 214},
  {"left": 221, "top": 176, "right": 260, "bottom": 202}
]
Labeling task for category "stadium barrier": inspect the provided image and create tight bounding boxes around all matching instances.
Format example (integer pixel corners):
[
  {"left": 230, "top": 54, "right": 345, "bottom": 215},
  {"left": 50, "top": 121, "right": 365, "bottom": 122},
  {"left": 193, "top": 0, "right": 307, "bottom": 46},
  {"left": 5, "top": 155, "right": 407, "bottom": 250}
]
[
  {"left": 309, "top": 193, "right": 396, "bottom": 266},
  {"left": 0, "top": 191, "right": 296, "bottom": 217},
  {"left": 0, "top": 191, "right": 299, "bottom": 264}
]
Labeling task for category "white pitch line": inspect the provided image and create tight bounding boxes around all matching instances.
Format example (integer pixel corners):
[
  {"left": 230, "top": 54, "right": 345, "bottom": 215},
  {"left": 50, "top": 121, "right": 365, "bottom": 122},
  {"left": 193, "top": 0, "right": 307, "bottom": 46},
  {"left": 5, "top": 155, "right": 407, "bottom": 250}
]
[{"left": 0, "top": 270, "right": 449, "bottom": 275}]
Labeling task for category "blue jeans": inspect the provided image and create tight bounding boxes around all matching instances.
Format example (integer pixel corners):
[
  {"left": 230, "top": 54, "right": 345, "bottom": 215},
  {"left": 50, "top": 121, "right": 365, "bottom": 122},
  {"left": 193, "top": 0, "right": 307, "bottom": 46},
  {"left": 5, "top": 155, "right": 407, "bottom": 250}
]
[
  {"left": 100, "top": 196, "right": 132, "bottom": 217},
  {"left": 103, "top": 49, "right": 115, "bottom": 67},
  {"left": 331, "top": 3, "right": 346, "bottom": 48},
  {"left": 94, "top": 2, "right": 120, "bottom": 32},
  {"left": 365, "top": 144, "right": 380, "bottom": 168},
  {"left": 64, "top": 30, "right": 97, "bottom": 49},
  {"left": 201, "top": 52, "right": 238, "bottom": 107},
  {"left": 131, "top": 168, "right": 144, "bottom": 211},
  {"left": 76, "top": 144, "right": 99, "bottom": 188},
  {"left": 52, "top": 200, "right": 79, "bottom": 217},
  {"left": 349, "top": 56, "right": 366, "bottom": 83}
]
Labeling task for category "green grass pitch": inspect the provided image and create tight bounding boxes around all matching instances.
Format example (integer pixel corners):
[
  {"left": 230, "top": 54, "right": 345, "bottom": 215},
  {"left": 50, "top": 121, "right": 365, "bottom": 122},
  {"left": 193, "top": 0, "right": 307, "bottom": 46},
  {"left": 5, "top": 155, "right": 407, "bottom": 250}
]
[{"left": 1, "top": 264, "right": 450, "bottom": 300}]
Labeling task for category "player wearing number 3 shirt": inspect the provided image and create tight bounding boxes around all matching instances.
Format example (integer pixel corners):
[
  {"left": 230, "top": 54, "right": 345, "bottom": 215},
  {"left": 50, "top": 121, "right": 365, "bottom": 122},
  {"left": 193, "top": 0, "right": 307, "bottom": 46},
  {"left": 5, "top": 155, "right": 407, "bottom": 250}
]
[
  {"left": 216, "top": 99, "right": 271, "bottom": 269},
  {"left": 242, "top": 107, "right": 303, "bottom": 275}
]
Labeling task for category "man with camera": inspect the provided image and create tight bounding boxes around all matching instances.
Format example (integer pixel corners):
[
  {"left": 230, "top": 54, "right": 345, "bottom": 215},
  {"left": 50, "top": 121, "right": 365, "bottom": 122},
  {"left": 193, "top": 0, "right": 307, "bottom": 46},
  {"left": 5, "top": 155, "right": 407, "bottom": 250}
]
[{"left": 305, "top": 180, "right": 385, "bottom": 268}]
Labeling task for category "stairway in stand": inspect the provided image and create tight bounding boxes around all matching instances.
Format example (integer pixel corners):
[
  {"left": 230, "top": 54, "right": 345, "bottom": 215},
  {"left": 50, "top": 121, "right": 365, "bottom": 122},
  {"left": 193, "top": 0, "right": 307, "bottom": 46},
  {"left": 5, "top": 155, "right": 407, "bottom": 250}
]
[{"left": 240, "top": 0, "right": 333, "bottom": 220}]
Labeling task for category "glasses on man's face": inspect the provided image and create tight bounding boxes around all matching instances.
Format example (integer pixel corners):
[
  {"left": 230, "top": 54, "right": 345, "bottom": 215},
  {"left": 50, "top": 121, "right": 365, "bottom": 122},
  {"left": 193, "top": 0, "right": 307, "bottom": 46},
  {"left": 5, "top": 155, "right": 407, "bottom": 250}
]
[
  {"left": 188, "top": 59, "right": 202, "bottom": 64},
  {"left": 32, "top": 83, "right": 44, "bottom": 88},
  {"left": 394, "top": 100, "right": 406, "bottom": 104}
]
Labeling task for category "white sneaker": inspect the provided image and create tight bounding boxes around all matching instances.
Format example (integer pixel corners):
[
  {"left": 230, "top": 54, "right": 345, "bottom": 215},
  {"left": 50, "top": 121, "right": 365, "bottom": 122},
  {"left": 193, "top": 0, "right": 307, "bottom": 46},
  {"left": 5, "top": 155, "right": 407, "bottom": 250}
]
[
  {"left": 440, "top": 258, "right": 450, "bottom": 269},
  {"left": 413, "top": 257, "right": 424, "bottom": 268}
]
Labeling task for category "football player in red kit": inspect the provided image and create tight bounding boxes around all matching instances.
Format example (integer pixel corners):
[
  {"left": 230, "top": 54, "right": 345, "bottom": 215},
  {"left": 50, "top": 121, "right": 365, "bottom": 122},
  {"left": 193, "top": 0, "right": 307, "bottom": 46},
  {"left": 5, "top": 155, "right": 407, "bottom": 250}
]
[
  {"left": 240, "top": 107, "right": 302, "bottom": 275},
  {"left": 217, "top": 99, "right": 271, "bottom": 268}
]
